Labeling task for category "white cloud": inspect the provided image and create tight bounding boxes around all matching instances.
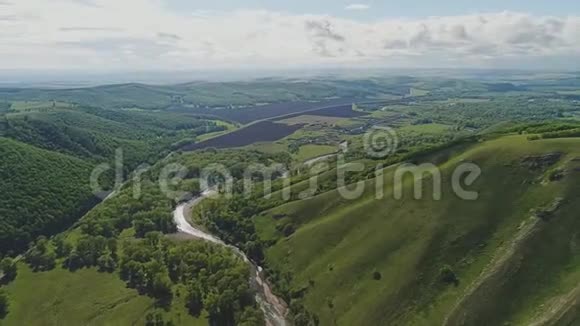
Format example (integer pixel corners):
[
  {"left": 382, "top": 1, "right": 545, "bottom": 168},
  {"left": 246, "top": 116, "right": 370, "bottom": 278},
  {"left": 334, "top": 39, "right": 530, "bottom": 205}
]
[
  {"left": 0, "top": 0, "right": 579, "bottom": 70},
  {"left": 345, "top": 4, "right": 371, "bottom": 11}
]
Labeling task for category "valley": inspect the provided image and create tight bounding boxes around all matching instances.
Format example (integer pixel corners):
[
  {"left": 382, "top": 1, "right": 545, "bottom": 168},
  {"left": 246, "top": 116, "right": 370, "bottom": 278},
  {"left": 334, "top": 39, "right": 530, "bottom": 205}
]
[{"left": 1, "top": 73, "right": 580, "bottom": 325}]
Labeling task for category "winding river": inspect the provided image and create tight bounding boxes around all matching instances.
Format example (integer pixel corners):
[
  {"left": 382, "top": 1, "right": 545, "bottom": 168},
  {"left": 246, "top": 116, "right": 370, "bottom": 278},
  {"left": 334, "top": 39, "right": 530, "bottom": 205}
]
[{"left": 173, "top": 190, "right": 289, "bottom": 326}]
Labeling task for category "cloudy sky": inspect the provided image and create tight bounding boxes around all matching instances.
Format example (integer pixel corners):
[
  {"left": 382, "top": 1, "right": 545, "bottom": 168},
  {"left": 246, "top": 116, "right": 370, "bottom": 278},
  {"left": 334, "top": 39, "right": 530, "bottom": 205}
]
[{"left": 1, "top": 0, "right": 580, "bottom": 71}]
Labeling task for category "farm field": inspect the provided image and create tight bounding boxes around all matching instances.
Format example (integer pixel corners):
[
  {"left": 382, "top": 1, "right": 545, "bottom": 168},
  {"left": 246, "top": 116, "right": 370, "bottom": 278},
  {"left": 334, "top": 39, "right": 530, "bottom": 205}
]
[
  {"left": 182, "top": 121, "right": 303, "bottom": 150},
  {"left": 277, "top": 115, "right": 348, "bottom": 126},
  {"left": 409, "top": 87, "right": 430, "bottom": 96},
  {"left": 294, "top": 144, "right": 338, "bottom": 162},
  {"left": 195, "top": 120, "right": 238, "bottom": 142},
  {"left": 184, "top": 104, "right": 367, "bottom": 151},
  {"left": 182, "top": 98, "right": 357, "bottom": 124},
  {"left": 275, "top": 104, "right": 366, "bottom": 120}
]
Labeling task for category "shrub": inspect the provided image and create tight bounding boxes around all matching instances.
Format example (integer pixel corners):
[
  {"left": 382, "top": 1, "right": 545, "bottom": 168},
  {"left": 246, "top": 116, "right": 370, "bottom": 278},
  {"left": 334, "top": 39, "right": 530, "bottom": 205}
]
[{"left": 440, "top": 265, "right": 459, "bottom": 286}]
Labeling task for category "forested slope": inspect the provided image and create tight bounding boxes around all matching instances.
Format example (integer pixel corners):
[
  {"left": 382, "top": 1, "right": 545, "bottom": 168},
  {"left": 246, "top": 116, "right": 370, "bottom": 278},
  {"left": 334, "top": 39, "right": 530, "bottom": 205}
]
[
  {"left": 0, "top": 138, "right": 96, "bottom": 253},
  {"left": 0, "top": 104, "right": 222, "bottom": 255}
]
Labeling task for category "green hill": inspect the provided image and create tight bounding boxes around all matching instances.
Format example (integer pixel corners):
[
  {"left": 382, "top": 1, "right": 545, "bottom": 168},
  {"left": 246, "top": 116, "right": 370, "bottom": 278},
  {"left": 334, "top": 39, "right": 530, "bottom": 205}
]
[
  {"left": 0, "top": 138, "right": 96, "bottom": 253},
  {"left": 256, "top": 135, "right": 580, "bottom": 325},
  {"left": 0, "top": 105, "right": 224, "bottom": 255}
]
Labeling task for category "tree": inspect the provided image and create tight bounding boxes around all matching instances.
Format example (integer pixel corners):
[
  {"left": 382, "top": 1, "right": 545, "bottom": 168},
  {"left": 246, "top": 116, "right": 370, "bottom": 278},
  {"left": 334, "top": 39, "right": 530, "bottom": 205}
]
[
  {"left": 97, "top": 254, "right": 116, "bottom": 273},
  {"left": 121, "top": 261, "right": 146, "bottom": 289},
  {"left": 25, "top": 238, "right": 56, "bottom": 272},
  {"left": 107, "top": 238, "right": 118, "bottom": 259},
  {"left": 0, "top": 257, "right": 17, "bottom": 283},
  {"left": 0, "top": 290, "right": 8, "bottom": 318},
  {"left": 151, "top": 273, "right": 173, "bottom": 300},
  {"left": 133, "top": 218, "right": 157, "bottom": 238},
  {"left": 440, "top": 265, "right": 459, "bottom": 286},
  {"left": 65, "top": 250, "right": 82, "bottom": 271},
  {"left": 282, "top": 223, "right": 296, "bottom": 237},
  {"left": 145, "top": 311, "right": 168, "bottom": 326},
  {"left": 238, "top": 306, "right": 265, "bottom": 326},
  {"left": 185, "top": 285, "right": 203, "bottom": 316},
  {"left": 53, "top": 235, "right": 73, "bottom": 258}
]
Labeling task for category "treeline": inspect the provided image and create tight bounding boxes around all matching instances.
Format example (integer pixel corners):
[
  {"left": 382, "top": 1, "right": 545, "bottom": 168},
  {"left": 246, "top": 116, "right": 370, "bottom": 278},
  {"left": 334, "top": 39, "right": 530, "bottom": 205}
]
[
  {"left": 511, "top": 121, "right": 580, "bottom": 141},
  {"left": 511, "top": 121, "right": 580, "bottom": 134},
  {"left": 369, "top": 97, "right": 578, "bottom": 130},
  {"left": 541, "top": 128, "right": 580, "bottom": 139}
]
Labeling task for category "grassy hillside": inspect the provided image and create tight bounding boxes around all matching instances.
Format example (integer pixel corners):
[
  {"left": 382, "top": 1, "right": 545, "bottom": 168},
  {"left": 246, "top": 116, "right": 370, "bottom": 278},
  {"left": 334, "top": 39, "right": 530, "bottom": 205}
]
[
  {"left": 256, "top": 135, "right": 580, "bottom": 325},
  {"left": 1, "top": 264, "right": 206, "bottom": 326}
]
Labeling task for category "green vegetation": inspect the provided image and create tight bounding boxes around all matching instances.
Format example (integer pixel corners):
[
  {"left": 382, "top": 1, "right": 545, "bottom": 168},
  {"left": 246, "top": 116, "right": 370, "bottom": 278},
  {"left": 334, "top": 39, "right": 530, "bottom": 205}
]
[
  {"left": 2, "top": 264, "right": 160, "bottom": 326},
  {"left": 277, "top": 115, "right": 348, "bottom": 126},
  {"left": 294, "top": 144, "right": 337, "bottom": 162},
  {"left": 409, "top": 88, "right": 430, "bottom": 97},
  {"left": 557, "top": 90, "right": 580, "bottom": 95},
  {"left": 0, "top": 138, "right": 96, "bottom": 254},
  {"left": 0, "top": 103, "right": 224, "bottom": 256},
  {"left": 398, "top": 123, "right": 452, "bottom": 134},
  {"left": 8, "top": 101, "right": 73, "bottom": 112},
  {"left": 3, "top": 167, "right": 265, "bottom": 325},
  {"left": 195, "top": 120, "right": 237, "bottom": 142},
  {"left": 254, "top": 135, "right": 580, "bottom": 325},
  {"left": 3, "top": 74, "right": 580, "bottom": 325}
]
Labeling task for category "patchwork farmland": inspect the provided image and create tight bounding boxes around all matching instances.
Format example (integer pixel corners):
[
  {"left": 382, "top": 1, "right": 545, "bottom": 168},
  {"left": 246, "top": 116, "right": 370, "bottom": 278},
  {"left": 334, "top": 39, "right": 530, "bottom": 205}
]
[{"left": 183, "top": 103, "right": 368, "bottom": 150}]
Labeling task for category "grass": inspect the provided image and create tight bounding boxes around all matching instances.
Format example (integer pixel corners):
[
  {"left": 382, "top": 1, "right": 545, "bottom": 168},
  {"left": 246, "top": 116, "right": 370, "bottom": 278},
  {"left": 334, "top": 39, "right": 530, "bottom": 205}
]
[
  {"left": 3, "top": 264, "right": 153, "bottom": 325},
  {"left": 195, "top": 120, "right": 237, "bottom": 142},
  {"left": 277, "top": 115, "right": 348, "bottom": 126},
  {"left": 434, "top": 98, "right": 492, "bottom": 104},
  {"left": 256, "top": 135, "right": 580, "bottom": 325},
  {"left": 409, "top": 88, "right": 430, "bottom": 97},
  {"left": 294, "top": 144, "right": 337, "bottom": 162},
  {"left": 285, "top": 128, "right": 329, "bottom": 140},
  {"left": 2, "top": 262, "right": 207, "bottom": 326},
  {"left": 245, "top": 142, "right": 289, "bottom": 153}
]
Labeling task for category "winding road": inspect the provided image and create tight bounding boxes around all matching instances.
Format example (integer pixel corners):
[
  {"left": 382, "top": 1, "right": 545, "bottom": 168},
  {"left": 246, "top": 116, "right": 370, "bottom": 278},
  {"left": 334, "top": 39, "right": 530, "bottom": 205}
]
[{"left": 173, "top": 190, "right": 289, "bottom": 326}]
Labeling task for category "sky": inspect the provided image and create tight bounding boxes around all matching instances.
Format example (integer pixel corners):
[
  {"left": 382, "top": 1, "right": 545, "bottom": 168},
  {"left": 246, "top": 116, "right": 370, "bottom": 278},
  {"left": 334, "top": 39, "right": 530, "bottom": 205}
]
[{"left": 1, "top": 0, "right": 580, "bottom": 72}]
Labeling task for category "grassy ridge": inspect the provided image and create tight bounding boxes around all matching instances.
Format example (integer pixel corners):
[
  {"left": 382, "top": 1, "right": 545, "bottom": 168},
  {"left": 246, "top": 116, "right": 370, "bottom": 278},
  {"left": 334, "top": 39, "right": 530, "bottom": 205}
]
[{"left": 256, "top": 135, "right": 580, "bottom": 325}]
